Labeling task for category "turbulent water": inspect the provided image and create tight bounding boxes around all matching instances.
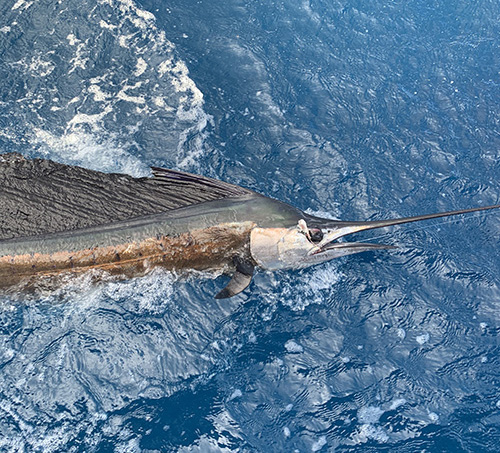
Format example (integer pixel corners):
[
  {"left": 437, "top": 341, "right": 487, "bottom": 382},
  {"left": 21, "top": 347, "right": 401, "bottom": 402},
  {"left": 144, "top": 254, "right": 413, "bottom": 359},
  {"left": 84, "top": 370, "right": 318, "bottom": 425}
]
[{"left": 0, "top": 0, "right": 500, "bottom": 451}]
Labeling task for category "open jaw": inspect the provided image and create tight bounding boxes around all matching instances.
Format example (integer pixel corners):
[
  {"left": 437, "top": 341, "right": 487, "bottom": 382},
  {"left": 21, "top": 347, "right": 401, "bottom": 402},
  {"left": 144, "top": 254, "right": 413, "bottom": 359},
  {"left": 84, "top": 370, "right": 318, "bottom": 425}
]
[
  {"left": 309, "top": 239, "right": 397, "bottom": 257},
  {"left": 251, "top": 203, "right": 500, "bottom": 271},
  {"left": 302, "top": 201, "right": 500, "bottom": 263},
  {"left": 304, "top": 232, "right": 397, "bottom": 264}
]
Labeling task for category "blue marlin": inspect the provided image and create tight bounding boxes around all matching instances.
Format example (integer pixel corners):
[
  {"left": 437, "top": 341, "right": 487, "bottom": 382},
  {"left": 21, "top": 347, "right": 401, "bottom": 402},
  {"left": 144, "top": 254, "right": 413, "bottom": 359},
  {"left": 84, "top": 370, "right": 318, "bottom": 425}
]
[{"left": 0, "top": 153, "right": 498, "bottom": 298}]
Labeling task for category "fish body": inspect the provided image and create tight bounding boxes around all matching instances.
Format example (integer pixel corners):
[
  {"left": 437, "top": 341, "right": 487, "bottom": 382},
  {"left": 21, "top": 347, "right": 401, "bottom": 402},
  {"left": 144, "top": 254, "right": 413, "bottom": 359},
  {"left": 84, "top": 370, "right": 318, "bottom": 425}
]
[
  {"left": 0, "top": 153, "right": 498, "bottom": 298},
  {"left": 0, "top": 154, "right": 303, "bottom": 295},
  {"left": 0, "top": 195, "right": 299, "bottom": 288}
]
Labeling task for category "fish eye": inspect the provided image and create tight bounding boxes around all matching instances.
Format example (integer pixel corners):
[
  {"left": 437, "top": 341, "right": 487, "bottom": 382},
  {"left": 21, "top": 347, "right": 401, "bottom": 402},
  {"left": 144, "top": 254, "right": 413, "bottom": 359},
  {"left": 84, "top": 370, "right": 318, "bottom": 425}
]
[{"left": 309, "top": 229, "right": 323, "bottom": 243}]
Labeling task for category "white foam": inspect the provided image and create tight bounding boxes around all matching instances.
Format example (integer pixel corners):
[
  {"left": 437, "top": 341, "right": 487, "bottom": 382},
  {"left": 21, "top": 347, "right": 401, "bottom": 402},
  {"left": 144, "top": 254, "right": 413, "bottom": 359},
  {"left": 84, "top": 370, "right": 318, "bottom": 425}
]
[
  {"left": 65, "top": 34, "right": 89, "bottom": 73},
  {"left": 134, "top": 57, "right": 147, "bottom": 77},
  {"left": 262, "top": 263, "right": 342, "bottom": 311},
  {"left": 116, "top": 88, "right": 146, "bottom": 104},
  {"left": 176, "top": 111, "right": 212, "bottom": 169},
  {"left": 28, "top": 56, "right": 55, "bottom": 77},
  {"left": 6, "top": 0, "right": 212, "bottom": 175},
  {"left": 171, "top": 62, "right": 204, "bottom": 106},
  {"left": 178, "top": 436, "right": 234, "bottom": 452},
  {"left": 248, "top": 332, "right": 257, "bottom": 343},
  {"left": 355, "top": 424, "right": 389, "bottom": 443},
  {"left": 69, "top": 105, "right": 114, "bottom": 128},
  {"left": 227, "top": 389, "right": 242, "bottom": 401},
  {"left": 428, "top": 412, "right": 439, "bottom": 422},
  {"left": 115, "top": 0, "right": 156, "bottom": 28},
  {"left": 88, "top": 84, "right": 110, "bottom": 102},
  {"left": 0, "top": 269, "right": 221, "bottom": 453},
  {"left": 66, "top": 33, "right": 79, "bottom": 46},
  {"left": 12, "top": 0, "right": 32, "bottom": 11},
  {"left": 32, "top": 127, "right": 149, "bottom": 176},
  {"left": 311, "top": 435, "right": 327, "bottom": 451},
  {"left": 358, "top": 406, "right": 384, "bottom": 424},
  {"left": 285, "top": 340, "right": 304, "bottom": 353},
  {"left": 118, "top": 33, "right": 134, "bottom": 48},
  {"left": 70, "top": 47, "right": 88, "bottom": 72},
  {"left": 416, "top": 333, "right": 430, "bottom": 345},
  {"left": 99, "top": 19, "right": 117, "bottom": 30},
  {"left": 389, "top": 398, "right": 406, "bottom": 410},
  {"left": 102, "top": 268, "right": 175, "bottom": 313},
  {"left": 0, "top": 348, "right": 15, "bottom": 361},
  {"left": 114, "top": 437, "right": 141, "bottom": 453},
  {"left": 153, "top": 96, "right": 172, "bottom": 110},
  {"left": 352, "top": 405, "right": 391, "bottom": 443},
  {"left": 301, "top": 0, "right": 321, "bottom": 24}
]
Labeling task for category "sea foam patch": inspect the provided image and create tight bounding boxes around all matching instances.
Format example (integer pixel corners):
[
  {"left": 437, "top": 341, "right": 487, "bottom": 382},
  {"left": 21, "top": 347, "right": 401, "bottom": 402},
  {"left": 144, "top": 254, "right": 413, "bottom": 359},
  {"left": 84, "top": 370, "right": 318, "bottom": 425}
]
[
  {"left": 0, "top": 267, "right": 231, "bottom": 452},
  {"left": 260, "top": 263, "right": 343, "bottom": 311},
  {"left": 1, "top": 0, "right": 211, "bottom": 174},
  {"left": 32, "top": 128, "right": 149, "bottom": 176}
]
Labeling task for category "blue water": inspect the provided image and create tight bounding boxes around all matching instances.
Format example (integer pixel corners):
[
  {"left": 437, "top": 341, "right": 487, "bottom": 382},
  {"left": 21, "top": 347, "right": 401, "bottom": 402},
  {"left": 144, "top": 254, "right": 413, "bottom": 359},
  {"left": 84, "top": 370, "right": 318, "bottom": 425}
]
[{"left": 0, "top": 0, "right": 500, "bottom": 451}]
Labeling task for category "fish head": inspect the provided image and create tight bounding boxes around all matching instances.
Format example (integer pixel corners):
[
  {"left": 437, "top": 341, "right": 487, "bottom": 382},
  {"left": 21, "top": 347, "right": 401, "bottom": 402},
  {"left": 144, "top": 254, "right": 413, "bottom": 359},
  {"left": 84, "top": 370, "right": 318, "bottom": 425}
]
[
  {"left": 249, "top": 202, "right": 500, "bottom": 271},
  {"left": 250, "top": 219, "right": 394, "bottom": 270}
]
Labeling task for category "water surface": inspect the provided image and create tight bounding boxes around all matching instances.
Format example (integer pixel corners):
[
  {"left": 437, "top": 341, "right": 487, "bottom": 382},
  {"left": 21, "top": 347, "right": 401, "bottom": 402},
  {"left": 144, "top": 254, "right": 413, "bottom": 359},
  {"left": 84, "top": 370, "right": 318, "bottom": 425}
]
[{"left": 0, "top": 0, "right": 499, "bottom": 451}]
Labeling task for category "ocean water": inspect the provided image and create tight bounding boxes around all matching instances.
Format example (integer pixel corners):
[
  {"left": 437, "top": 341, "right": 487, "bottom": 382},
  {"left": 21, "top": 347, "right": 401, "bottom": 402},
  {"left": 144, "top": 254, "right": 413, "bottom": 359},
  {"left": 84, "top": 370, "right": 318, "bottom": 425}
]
[{"left": 0, "top": 0, "right": 500, "bottom": 451}]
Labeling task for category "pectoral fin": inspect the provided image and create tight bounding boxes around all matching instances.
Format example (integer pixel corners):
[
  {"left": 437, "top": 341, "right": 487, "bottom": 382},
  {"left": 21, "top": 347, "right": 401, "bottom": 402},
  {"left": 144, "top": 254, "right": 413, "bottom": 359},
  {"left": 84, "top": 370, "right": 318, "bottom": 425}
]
[{"left": 215, "top": 257, "right": 255, "bottom": 299}]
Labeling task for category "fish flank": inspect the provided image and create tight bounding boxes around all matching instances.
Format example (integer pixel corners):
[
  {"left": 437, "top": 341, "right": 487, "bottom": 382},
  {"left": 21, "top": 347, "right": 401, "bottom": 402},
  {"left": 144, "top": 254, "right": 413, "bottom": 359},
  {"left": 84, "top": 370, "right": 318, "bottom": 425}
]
[{"left": 0, "top": 222, "right": 255, "bottom": 289}]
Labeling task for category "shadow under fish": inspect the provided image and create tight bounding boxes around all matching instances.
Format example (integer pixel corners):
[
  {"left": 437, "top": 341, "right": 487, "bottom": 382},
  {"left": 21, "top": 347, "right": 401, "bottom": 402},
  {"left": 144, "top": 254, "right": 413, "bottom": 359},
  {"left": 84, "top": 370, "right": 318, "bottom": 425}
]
[{"left": 0, "top": 153, "right": 498, "bottom": 298}]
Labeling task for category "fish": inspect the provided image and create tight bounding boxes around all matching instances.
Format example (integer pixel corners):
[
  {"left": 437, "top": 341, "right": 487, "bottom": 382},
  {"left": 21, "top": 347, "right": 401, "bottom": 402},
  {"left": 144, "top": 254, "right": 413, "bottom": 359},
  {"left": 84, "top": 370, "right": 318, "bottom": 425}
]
[{"left": 0, "top": 152, "right": 498, "bottom": 298}]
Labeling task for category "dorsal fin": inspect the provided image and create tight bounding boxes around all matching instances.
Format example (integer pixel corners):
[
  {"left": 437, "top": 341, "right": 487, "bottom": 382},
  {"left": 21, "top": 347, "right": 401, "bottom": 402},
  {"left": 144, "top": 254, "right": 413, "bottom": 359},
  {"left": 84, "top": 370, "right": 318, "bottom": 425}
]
[
  {"left": 0, "top": 156, "right": 256, "bottom": 240},
  {"left": 150, "top": 167, "right": 253, "bottom": 204}
]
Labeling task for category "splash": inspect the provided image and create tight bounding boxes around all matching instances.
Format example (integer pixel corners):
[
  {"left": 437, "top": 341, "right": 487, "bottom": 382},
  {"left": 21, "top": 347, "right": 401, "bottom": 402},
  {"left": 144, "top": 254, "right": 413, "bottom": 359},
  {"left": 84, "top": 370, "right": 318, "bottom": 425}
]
[
  {"left": 0, "top": 0, "right": 211, "bottom": 173},
  {"left": 0, "top": 268, "right": 230, "bottom": 451}
]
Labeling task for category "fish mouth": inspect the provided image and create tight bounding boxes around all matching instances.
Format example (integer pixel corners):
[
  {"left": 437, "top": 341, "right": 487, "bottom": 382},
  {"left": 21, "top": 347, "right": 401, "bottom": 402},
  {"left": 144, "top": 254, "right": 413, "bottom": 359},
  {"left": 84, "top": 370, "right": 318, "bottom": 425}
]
[
  {"left": 303, "top": 202, "right": 500, "bottom": 258},
  {"left": 309, "top": 240, "right": 396, "bottom": 257}
]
